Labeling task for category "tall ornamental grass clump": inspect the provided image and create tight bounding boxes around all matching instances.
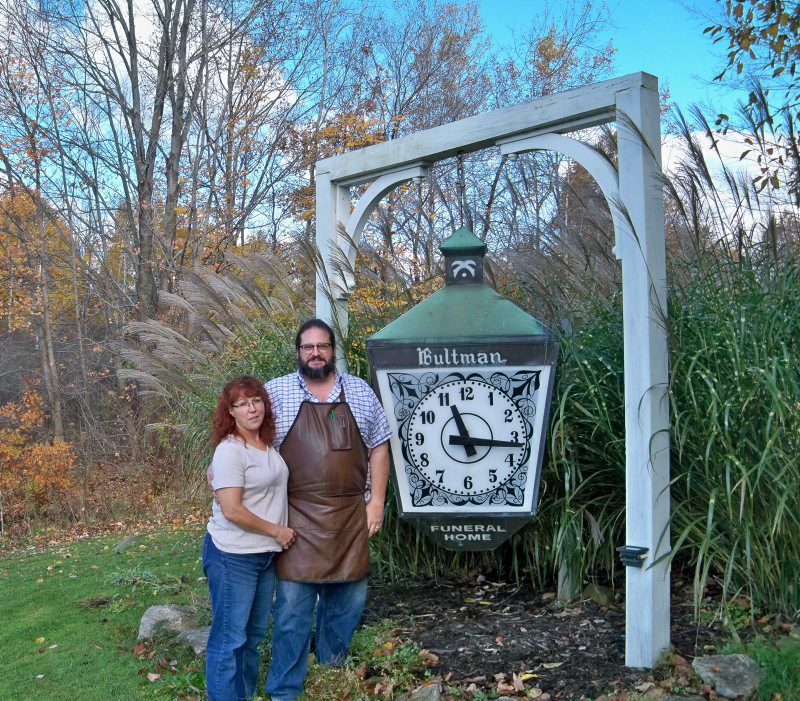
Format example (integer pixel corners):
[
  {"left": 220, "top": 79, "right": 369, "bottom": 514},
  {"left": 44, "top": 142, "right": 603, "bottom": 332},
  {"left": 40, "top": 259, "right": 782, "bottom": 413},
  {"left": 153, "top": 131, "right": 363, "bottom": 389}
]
[
  {"left": 120, "top": 251, "right": 304, "bottom": 481},
  {"left": 669, "top": 252, "right": 800, "bottom": 614},
  {"left": 523, "top": 249, "right": 800, "bottom": 615}
]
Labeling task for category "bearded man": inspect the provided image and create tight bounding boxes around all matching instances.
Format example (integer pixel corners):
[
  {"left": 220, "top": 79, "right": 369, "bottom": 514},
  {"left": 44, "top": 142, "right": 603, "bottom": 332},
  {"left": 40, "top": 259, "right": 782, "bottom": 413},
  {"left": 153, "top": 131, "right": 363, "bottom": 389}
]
[{"left": 263, "top": 318, "right": 391, "bottom": 701}]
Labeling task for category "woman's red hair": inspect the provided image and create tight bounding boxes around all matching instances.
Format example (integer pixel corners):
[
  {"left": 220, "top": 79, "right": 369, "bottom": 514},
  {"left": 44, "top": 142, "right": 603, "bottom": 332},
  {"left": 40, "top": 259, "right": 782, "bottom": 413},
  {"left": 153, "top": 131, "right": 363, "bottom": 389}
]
[{"left": 210, "top": 375, "right": 276, "bottom": 448}]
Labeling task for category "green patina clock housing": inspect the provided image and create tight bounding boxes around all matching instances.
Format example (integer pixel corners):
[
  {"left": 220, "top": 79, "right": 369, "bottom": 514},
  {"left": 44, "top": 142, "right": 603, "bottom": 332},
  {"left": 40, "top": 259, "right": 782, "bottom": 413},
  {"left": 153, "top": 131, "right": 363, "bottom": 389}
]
[{"left": 366, "top": 228, "right": 558, "bottom": 551}]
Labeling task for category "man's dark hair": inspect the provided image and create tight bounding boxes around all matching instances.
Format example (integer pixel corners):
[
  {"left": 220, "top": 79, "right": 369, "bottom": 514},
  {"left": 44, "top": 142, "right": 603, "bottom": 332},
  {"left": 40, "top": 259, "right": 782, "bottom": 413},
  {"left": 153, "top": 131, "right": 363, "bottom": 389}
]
[{"left": 295, "top": 318, "right": 336, "bottom": 349}]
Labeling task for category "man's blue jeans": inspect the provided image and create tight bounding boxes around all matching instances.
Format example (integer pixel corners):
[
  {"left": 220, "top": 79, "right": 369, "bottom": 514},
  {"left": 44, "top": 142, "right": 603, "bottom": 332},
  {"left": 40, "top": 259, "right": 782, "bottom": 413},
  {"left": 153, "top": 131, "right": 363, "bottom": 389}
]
[
  {"left": 202, "top": 533, "right": 277, "bottom": 701},
  {"left": 265, "top": 577, "right": 368, "bottom": 701}
]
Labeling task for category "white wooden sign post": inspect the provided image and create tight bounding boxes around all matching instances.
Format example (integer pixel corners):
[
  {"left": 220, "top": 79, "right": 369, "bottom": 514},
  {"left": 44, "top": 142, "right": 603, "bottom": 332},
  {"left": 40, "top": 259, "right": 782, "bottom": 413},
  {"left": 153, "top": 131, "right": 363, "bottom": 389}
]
[{"left": 314, "top": 72, "right": 670, "bottom": 668}]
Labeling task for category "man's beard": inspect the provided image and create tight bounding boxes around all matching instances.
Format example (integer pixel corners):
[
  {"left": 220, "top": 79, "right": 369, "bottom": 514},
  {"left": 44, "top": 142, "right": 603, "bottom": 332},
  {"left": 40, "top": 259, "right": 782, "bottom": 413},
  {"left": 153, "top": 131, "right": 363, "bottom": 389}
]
[{"left": 298, "top": 355, "right": 336, "bottom": 380}]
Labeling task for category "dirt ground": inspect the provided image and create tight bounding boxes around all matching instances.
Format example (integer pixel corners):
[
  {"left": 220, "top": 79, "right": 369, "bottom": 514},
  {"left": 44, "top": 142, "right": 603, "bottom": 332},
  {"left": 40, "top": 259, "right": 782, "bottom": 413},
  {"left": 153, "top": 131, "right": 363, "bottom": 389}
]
[{"left": 363, "top": 575, "right": 725, "bottom": 700}]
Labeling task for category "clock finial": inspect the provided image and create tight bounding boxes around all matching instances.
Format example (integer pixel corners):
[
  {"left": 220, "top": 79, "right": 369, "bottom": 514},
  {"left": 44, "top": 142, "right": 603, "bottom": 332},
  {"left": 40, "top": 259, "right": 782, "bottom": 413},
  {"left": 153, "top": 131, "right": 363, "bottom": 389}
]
[{"left": 440, "top": 227, "right": 487, "bottom": 285}]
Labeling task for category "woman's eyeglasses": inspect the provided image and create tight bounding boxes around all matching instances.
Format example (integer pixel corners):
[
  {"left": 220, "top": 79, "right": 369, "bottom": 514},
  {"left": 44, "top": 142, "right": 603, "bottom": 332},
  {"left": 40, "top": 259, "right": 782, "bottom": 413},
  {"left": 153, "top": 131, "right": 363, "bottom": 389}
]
[{"left": 231, "top": 397, "right": 264, "bottom": 410}]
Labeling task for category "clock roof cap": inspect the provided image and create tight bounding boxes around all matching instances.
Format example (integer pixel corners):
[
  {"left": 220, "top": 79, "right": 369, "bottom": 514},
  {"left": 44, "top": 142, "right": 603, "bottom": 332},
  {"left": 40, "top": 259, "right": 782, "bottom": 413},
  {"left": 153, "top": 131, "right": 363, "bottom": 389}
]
[
  {"left": 368, "top": 283, "right": 555, "bottom": 343},
  {"left": 440, "top": 227, "right": 487, "bottom": 256}
]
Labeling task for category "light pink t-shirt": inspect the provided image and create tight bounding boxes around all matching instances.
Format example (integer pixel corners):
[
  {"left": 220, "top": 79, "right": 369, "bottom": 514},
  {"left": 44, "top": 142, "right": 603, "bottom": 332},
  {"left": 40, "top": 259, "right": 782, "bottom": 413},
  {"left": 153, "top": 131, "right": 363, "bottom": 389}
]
[{"left": 206, "top": 436, "right": 289, "bottom": 553}]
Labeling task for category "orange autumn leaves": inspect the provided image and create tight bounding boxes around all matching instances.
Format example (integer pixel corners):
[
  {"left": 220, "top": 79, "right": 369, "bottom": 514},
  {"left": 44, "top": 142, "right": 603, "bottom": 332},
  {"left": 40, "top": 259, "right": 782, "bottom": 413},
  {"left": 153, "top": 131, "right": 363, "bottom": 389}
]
[{"left": 0, "top": 388, "right": 77, "bottom": 520}]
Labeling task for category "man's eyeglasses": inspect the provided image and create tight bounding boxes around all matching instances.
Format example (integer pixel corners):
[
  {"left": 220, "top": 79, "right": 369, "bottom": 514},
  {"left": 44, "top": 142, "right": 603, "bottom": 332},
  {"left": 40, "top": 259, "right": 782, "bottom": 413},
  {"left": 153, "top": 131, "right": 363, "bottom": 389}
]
[
  {"left": 298, "top": 343, "right": 333, "bottom": 353},
  {"left": 231, "top": 397, "right": 264, "bottom": 410}
]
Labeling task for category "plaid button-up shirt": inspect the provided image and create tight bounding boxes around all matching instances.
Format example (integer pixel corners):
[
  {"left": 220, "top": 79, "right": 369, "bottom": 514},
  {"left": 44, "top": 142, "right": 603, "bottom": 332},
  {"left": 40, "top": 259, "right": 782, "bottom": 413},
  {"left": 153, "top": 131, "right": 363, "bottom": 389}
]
[{"left": 265, "top": 370, "right": 391, "bottom": 451}]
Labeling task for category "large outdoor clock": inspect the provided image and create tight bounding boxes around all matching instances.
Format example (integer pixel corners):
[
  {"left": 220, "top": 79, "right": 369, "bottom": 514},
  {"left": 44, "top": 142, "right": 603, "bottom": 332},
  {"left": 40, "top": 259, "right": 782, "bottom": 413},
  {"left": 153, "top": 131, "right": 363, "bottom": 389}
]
[{"left": 366, "top": 228, "right": 558, "bottom": 551}]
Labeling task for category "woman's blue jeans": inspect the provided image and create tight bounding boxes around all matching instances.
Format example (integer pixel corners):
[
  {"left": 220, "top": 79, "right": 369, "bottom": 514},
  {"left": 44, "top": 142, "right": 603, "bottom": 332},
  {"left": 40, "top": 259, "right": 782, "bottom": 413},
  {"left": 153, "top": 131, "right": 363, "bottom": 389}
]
[
  {"left": 202, "top": 533, "right": 277, "bottom": 701},
  {"left": 265, "top": 577, "right": 368, "bottom": 701}
]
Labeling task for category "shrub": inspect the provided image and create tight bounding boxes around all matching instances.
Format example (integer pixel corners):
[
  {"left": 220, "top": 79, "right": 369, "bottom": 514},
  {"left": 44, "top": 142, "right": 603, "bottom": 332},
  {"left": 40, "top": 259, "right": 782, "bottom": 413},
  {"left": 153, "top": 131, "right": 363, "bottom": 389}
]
[{"left": 0, "top": 388, "right": 78, "bottom": 530}]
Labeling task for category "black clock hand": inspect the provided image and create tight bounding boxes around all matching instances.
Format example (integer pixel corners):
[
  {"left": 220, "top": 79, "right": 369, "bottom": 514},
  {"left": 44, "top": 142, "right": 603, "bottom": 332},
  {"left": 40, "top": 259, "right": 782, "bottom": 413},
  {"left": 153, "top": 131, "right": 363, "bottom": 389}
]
[
  {"left": 449, "top": 405, "right": 477, "bottom": 457},
  {"left": 449, "top": 436, "right": 525, "bottom": 448}
]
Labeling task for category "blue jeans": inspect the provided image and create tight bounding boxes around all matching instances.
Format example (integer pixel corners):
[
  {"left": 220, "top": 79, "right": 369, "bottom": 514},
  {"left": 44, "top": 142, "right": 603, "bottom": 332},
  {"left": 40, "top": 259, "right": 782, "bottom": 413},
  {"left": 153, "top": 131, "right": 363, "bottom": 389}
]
[
  {"left": 265, "top": 577, "right": 368, "bottom": 701},
  {"left": 202, "top": 533, "right": 277, "bottom": 701}
]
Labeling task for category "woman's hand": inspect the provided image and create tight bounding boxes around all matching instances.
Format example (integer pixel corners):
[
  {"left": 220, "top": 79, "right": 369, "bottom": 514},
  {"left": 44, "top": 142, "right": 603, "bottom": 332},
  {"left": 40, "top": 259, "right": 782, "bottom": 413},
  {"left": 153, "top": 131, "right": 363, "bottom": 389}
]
[{"left": 273, "top": 525, "right": 296, "bottom": 549}]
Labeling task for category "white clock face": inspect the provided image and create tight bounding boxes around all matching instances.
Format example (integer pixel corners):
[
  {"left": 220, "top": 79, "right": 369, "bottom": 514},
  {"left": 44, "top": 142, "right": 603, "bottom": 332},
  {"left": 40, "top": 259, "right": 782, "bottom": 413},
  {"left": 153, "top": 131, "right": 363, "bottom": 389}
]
[
  {"left": 406, "top": 379, "right": 527, "bottom": 496},
  {"left": 375, "top": 366, "right": 551, "bottom": 513}
]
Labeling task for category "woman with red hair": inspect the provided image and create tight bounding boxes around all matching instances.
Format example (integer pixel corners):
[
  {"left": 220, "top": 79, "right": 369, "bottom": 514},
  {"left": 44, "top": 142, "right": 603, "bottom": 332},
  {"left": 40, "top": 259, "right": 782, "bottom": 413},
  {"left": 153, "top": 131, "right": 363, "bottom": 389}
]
[{"left": 203, "top": 375, "right": 295, "bottom": 701}]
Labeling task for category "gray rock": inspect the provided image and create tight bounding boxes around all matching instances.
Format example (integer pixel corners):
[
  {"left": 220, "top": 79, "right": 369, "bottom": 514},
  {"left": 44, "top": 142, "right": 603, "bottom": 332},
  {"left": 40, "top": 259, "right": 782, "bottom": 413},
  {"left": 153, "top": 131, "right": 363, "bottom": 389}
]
[
  {"left": 176, "top": 626, "right": 210, "bottom": 655},
  {"left": 692, "top": 653, "right": 763, "bottom": 699},
  {"left": 137, "top": 604, "right": 197, "bottom": 641},
  {"left": 408, "top": 682, "right": 442, "bottom": 701},
  {"left": 662, "top": 696, "right": 707, "bottom": 701},
  {"left": 582, "top": 582, "right": 614, "bottom": 607}
]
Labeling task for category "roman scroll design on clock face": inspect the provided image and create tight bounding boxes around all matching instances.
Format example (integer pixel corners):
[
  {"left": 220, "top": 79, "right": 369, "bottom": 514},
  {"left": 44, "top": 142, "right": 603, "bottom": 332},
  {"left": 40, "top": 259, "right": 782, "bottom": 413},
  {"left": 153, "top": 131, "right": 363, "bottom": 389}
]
[{"left": 386, "top": 369, "right": 541, "bottom": 508}]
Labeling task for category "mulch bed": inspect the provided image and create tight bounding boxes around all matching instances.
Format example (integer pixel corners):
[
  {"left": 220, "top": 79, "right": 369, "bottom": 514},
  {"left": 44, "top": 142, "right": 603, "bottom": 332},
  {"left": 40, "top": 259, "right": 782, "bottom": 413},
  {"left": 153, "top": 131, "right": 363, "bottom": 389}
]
[{"left": 363, "top": 575, "right": 725, "bottom": 699}]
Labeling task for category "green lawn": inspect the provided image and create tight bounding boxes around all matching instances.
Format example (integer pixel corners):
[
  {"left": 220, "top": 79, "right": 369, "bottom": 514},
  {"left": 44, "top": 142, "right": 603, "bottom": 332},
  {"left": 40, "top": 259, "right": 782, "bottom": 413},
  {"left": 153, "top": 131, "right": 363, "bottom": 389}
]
[
  {"left": 0, "top": 526, "right": 426, "bottom": 701},
  {"left": 2, "top": 526, "right": 797, "bottom": 700},
  {"left": 0, "top": 526, "right": 208, "bottom": 700}
]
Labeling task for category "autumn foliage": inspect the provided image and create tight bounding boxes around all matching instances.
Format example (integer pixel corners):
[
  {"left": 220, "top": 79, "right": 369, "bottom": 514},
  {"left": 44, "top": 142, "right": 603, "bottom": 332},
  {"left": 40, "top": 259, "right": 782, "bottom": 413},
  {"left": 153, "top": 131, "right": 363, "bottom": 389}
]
[{"left": 0, "top": 388, "right": 77, "bottom": 526}]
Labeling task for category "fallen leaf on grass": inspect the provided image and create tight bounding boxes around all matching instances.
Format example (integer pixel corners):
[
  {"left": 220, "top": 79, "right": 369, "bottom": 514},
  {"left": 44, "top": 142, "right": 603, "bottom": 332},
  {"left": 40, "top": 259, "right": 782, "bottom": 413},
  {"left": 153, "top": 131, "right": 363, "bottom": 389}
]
[
  {"left": 147, "top": 673, "right": 161, "bottom": 682},
  {"left": 132, "top": 644, "right": 147, "bottom": 655},
  {"left": 421, "top": 650, "right": 439, "bottom": 665},
  {"left": 496, "top": 680, "right": 516, "bottom": 694},
  {"left": 512, "top": 672, "right": 525, "bottom": 691},
  {"left": 374, "top": 682, "right": 393, "bottom": 695},
  {"left": 35, "top": 637, "right": 45, "bottom": 643},
  {"left": 541, "top": 662, "right": 562, "bottom": 669}
]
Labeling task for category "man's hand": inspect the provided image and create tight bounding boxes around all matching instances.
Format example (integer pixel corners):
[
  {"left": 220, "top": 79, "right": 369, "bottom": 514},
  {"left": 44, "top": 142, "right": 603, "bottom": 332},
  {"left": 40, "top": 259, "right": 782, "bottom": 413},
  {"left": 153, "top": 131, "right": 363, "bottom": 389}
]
[
  {"left": 366, "top": 442, "right": 389, "bottom": 538},
  {"left": 366, "top": 498, "right": 385, "bottom": 538},
  {"left": 206, "top": 465, "right": 219, "bottom": 504}
]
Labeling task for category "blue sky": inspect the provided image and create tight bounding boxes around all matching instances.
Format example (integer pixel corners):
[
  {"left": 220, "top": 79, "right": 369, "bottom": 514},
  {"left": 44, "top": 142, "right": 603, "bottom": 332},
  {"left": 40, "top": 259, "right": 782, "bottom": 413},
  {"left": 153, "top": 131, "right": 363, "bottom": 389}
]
[{"left": 477, "top": 0, "right": 738, "bottom": 112}]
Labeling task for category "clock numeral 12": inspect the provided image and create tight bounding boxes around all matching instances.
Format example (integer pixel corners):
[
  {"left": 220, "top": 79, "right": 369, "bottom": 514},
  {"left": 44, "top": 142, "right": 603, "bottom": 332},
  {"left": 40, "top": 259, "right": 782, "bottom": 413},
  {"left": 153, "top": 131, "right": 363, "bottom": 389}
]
[{"left": 459, "top": 386, "right": 473, "bottom": 401}]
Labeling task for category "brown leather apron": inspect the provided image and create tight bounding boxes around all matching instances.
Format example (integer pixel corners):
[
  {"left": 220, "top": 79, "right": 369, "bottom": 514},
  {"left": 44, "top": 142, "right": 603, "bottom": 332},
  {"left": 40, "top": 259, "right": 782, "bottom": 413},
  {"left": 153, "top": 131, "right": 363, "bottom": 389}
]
[{"left": 276, "top": 390, "right": 370, "bottom": 582}]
